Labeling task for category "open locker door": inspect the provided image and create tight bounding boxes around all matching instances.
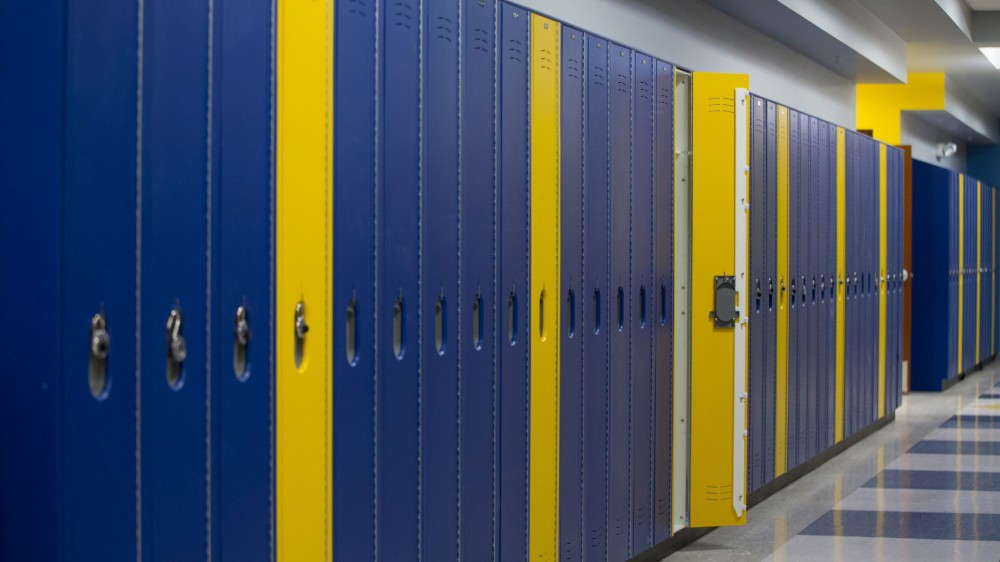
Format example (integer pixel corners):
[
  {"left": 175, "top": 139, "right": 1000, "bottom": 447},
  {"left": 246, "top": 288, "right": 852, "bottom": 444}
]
[{"left": 686, "top": 72, "right": 751, "bottom": 528}]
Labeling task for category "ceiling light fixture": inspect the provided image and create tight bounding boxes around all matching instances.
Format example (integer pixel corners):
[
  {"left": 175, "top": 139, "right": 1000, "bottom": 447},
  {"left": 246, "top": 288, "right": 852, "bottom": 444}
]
[{"left": 980, "top": 47, "right": 1000, "bottom": 69}]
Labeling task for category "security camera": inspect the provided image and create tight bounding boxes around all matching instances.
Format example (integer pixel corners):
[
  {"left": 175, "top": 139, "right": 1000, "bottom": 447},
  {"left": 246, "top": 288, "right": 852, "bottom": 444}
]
[{"left": 936, "top": 142, "right": 957, "bottom": 161}]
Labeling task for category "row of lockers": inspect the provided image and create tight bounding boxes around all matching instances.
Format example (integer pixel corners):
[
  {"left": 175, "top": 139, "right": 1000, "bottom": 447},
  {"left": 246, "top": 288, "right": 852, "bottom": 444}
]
[
  {"left": 0, "top": 2, "right": 905, "bottom": 562},
  {"left": 746, "top": 98, "right": 905, "bottom": 494},
  {"left": 912, "top": 160, "right": 998, "bottom": 391}
]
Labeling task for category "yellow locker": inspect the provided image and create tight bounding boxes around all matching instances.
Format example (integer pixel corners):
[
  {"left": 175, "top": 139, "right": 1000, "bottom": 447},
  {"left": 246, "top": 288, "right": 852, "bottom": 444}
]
[
  {"left": 276, "top": 0, "right": 333, "bottom": 559},
  {"left": 529, "top": 14, "right": 561, "bottom": 561}
]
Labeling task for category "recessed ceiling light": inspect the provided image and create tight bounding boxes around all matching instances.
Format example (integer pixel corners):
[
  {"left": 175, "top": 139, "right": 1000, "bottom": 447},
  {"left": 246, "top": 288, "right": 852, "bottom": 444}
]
[{"left": 980, "top": 47, "right": 1000, "bottom": 69}]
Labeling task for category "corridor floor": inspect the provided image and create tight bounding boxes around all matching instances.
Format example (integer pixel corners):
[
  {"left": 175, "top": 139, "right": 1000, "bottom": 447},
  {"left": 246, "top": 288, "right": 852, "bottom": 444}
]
[{"left": 667, "top": 363, "right": 1000, "bottom": 561}]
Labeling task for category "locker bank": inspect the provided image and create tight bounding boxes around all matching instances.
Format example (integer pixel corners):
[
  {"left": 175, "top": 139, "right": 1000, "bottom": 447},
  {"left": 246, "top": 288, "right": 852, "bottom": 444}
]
[{"left": 3, "top": 0, "right": 1000, "bottom": 561}]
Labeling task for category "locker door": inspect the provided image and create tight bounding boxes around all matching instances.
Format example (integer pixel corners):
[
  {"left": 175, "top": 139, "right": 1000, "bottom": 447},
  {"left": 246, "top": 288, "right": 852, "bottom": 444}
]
[
  {"left": 765, "top": 101, "right": 779, "bottom": 483},
  {"left": 630, "top": 50, "right": 656, "bottom": 555},
  {"left": 276, "top": 0, "right": 333, "bottom": 556},
  {"left": 529, "top": 16, "right": 561, "bottom": 561},
  {"left": 583, "top": 36, "right": 610, "bottom": 561},
  {"left": 140, "top": 1, "right": 210, "bottom": 557},
  {"left": 689, "top": 71, "right": 752, "bottom": 527},
  {"left": 459, "top": 1, "right": 499, "bottom": 559},
  {"left": 827, "top": 125, "right": 838, "bottom": 446},
  {"left": 799, "top": 111, "right": 810, "bottom": 464},
  {"left": 775, "top": 104, "right": 790, "bottom": 478},
  {"left": 215, "top": 0, "right": 274, "bottom": 557},
  {"left": 608, "top": 42, "right": 633, "bottom": 560},
  {"left": 380, "top": 0, "right": 422, "bottom": 556},
  {"left": 559, "top": 25, "right": 586, "bottom": 562},
  {"left": 808, "top": 116, "right": 819, "bottom": 459},
  {"left": 62, "top": 1, "right": 138, "bottom": 558},
  {"left": 787, "top": 109, "right": 800, "bottom": 467},
  {"left": 498, "top": 4, "right": 531, "bottom": 560},
  {"left": 835, "top": 127, "right": 846, "bottom": 443},
  {"left": 333, "top": 0, "right": 378, "bottom": 557},
  {"left": 878, "top": 144, "right": 887, "bottom": 419},
  {"left": 749, "top": 96, "right": 766, "bottom": 492},
  {"left": 652, "top": 58, "right": 675, "bottom": 542},
  {"left": 422, "top": 0, "right": 462, "bottom": 556},
  {"left": 816, "top": 121, "right": 830, "bottom": 451}
]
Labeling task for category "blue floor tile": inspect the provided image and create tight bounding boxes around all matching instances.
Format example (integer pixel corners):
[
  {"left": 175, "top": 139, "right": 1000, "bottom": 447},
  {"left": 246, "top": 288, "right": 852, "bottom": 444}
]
[
  {"left": 940, "top": 415, "right": 1000, "bottom": 428},
  {"left": 908, "top": 440, "right": 1000, "bottom": 456},
  {"left": 801, "top": 510, "right": 1000, "bottom": 541},
  {"left": 865, "top": 470, "right": 1000, "bottom": 491}
]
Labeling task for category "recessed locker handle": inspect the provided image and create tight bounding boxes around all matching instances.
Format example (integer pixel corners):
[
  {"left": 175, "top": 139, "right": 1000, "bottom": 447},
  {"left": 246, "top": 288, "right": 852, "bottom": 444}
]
[{"left": 89, "top": 311, "right": 110, "bottom": 399}]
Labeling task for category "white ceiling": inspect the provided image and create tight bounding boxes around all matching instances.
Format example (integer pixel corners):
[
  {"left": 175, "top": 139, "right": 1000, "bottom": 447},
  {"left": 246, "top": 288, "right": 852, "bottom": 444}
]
[
  {"left": 857, "top": 0, "right": 1000, "bottom": 117},
  {"left": 967, "top": 0, "right": 1000, "bottom": 11}
]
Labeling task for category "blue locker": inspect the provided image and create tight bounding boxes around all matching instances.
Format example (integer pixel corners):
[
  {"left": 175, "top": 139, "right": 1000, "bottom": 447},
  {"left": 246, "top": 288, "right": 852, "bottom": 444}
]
[
  {"left": 631, "top": 51, "right": 655, "bottom": 554},
  {"left": 60, "top": 1, "right": 137, "bottom": 559},
  {"left": 808, "top": 116, "right": 819, "bottom": 461},
  {"left": 584, "top": 34, "right": 611, "bottom": 560},
  {"left": 765, "top": 100, "right": 779, "bottom": 484},
  {"left": 140, "top": 0, "right": 210, "bottom": 557},
  {"left": 847, "top": 132, "right": 859, "bottom": 436},
  {"left": 421, "top": 0, "right": 461, "bottom": 556},
  {"left": 653, "top": 58, "right": 674, "bottom": 542},
  {"left": 788, "top": 109, "right": 800, "bottom": 466},
  {"left": 498, "top": 4, "right": 531, "bottom": 559},
  {"left": 798, "top": 111, "right": 810, "bottom": 465},
  {"left": 215, "top": 0, "right": 273, "bottom": 558},
  {"left": 0, "top": 2, "right": 63, "bottom": 558},
  {"left": 749, "top": 95, "right": 766, "bottom": 492},
  {"left": 380, "top": 0, "right": 422, "bottom": 556},
  {"left": 816, "top": 119, "right": 828, "bottom": 454},
  {"left": 608, "top": 42, "right": 633, "bottom": 561},
  {"left": 333, "top": 0, "right": 378, "bottom": 557},
  {"left": 827, "top": 124, "right": 837, "bottom": 447},
  {"left": 559, "top": 25, "right": 586, "bottom": 562},
  {"left": 868, "top": 138, "right": 878, "bottom": 425},
  {"left": 459, "top": 0, "right": 498, "bottom": 559},
  {"left": 951, "top": 173, "right": 959, "bottom": 381}
]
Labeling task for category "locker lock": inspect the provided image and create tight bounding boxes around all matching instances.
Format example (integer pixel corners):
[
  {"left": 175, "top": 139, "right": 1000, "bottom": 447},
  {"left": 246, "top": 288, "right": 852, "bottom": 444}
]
[
  {"left": 90, "top": 312, "right": 110, "bottom": 360},
  {"left": 779, "top": 277, "right": 786, "bottom": 294},
  {"left": 166, "top": 307, "right": 187, "bottom": 390},
  {"left": 768, "top": 277, "right": 774, "bottom": 296}
]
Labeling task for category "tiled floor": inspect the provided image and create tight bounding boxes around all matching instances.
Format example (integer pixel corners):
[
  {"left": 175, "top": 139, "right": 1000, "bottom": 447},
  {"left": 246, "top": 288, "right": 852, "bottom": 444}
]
[{"left": 667, "top": 363, "right": 1000, "bottom": 561}]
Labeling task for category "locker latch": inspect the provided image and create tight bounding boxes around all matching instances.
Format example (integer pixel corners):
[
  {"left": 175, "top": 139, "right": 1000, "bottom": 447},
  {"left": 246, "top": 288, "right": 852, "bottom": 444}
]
[
  {"left": 295, "top": 301, "right": 309, "bottom": 340},
  {"left": 234, "top": 305, "right": 250, "bottom": 380},
  {"left": 166, "top": 307, "right": 187, "bottom": 389},
  {"left": 709, "top": 275, "right": 738, "bottom": 328},
  {"left": 89, "top": 312, "right": 110, "bottom": 399},
  {"left": 90, "top": 312, "right": 110, "bottom": 360}
]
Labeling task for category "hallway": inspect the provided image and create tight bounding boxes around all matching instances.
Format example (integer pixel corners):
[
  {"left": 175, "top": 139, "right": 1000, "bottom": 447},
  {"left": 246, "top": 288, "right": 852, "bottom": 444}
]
[{"left": 669, "top": 364, "right": 1000, "bottom": 561}]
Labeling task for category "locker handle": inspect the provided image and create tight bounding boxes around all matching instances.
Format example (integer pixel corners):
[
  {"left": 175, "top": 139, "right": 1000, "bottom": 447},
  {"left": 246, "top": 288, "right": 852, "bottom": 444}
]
[
  {"left": 295, "top": 301, "right": 309, "bottom": 369},
  {"left": 89, "top": 311, "right": 110, "bottom": 400},
  {"left": 233, "top": 305, "right": 250, "bottom": 380},
  {"left": 472, "top": 293, "right": 483, "bottom": 351},
  {"left": 593, "top": 288, "right": 601, "bottom": 335},
  {"left": 435, "top": 295, "right": 447, "bottom": 355},
  {"left": 508, "top": 290, "right": 518, "bottom": 345},
  {"left": 393, "top": 296, "right": 405, "bottom": 359},
  {"left": 166, "top": 306, "right": 187, "bottom": 390},
  {"left": 567, "top": 289, "right": 576, "bottom": 338},
  {"left": 346, "top": 298, "right": 359, "bottom": 365}
]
